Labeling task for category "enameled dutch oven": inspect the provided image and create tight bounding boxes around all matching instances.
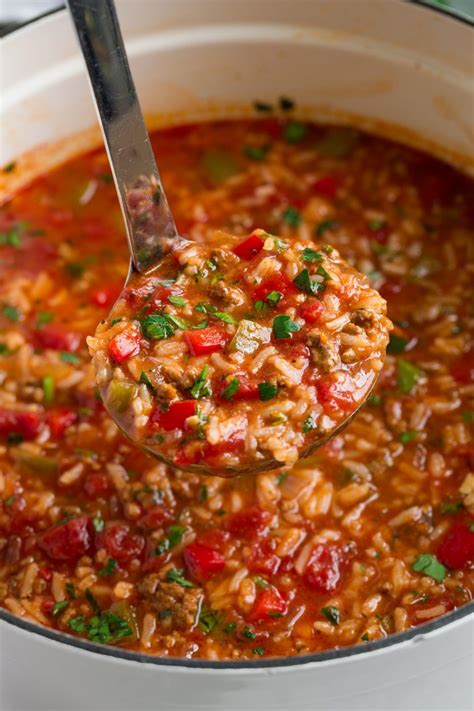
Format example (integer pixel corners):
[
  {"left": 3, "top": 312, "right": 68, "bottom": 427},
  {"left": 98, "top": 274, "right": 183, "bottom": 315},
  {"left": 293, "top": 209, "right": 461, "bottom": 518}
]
[{"left": 0, "top": 1, "right": 473, "bottom": 709}]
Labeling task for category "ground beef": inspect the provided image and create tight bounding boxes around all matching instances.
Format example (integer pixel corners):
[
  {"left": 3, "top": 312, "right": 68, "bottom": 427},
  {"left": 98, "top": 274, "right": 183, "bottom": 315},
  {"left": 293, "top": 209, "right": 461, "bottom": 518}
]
[{"left": 138, "top": 573, "right": 203, "bottom": 630}]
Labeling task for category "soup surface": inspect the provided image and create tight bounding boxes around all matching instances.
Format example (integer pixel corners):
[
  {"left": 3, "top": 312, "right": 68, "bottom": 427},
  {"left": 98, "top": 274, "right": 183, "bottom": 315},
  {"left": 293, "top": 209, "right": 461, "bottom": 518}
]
[{"left": 0, "top": 117, "right": 473, "bottom": 660}]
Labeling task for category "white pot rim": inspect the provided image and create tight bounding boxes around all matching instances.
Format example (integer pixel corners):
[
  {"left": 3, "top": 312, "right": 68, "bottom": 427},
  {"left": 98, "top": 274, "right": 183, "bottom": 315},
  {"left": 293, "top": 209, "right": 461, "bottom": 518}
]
[{"left": 1, "top": 0, "right": 473, "bottom": 672}]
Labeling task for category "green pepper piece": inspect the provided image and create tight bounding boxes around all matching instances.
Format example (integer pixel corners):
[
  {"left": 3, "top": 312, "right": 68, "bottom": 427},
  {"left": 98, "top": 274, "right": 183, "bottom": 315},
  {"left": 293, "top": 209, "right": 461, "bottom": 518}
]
[
  {"left": 200, "top": 149, "right": 240, "bottom": 185},
  {"left": 229, "top": 320, "right": 272, "bottom": 355},
  {"left": 107, "top": 380, "right": 136, "bottom": 413},
  {"left": 14, "top": 449, "right": 58, "bottom": 475}
]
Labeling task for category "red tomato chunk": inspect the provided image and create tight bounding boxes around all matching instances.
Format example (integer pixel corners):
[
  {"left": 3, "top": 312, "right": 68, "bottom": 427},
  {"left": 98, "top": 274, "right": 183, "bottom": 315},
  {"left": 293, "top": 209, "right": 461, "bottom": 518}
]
[
  {"left": 248, "top": 588, "right": 287, "bottom": 622},
  {"left": 38, "top": 516, "right": 91, "bottom": 562},
  {"left": 0, "top": 409, "right": 42, "bottom": 440},
  {"left": 226, "top": 507, "right": 271, "bottom": 539},
  {"left": 107, "top": 330, "right": 141, "bottom": 364},
  {"left": 96, "top": 524, "right": 144, "bottom": 565},
  {"left": 183, "top": 542, "right": 226, "bottom": 581},
  {"left": 437, "top": 518, "right": 474, "bottom": 569},
  {"left": 303, "top": 544, "right": 348, "bottom": 593},
  {"left": 184, "top": 327, "right": 228, "bottom": 356},
  {"left": 152, "top": 401, "right": 197, "bottom": 431},
  {"left": 46, "top": 408, "right": 77, "bottom": 439},
  {"left": 232, "top": 233, "right": 264, "bottom": 260},
  {"left": 34, "top": 324, "right": 81, "bottom": 352}
]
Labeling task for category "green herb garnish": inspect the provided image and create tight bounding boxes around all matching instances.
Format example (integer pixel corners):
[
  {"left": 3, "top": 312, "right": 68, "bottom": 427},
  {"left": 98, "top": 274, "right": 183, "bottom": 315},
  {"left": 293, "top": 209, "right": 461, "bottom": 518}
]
[
  {"left": 60, "top": 352, "right": 80, "bottom": 364},
  {"left": 272, "top": 314, "right": 300, "bottom": 339},
  {"left": 387, "top": 334, "right": 409, "bottom": 354},
  {"left": 154, "top": 525, "right": 187, "bottom": 556},
  {"left": 141, "top": 314, "right": 175, "bottom": 340},
  {"left": 302, "top": 248, "right": 324, "bottom": 262},
  {"left": 283, "top": 121, "right": 307, "bottom": 143},
  {"left": 266, "top": 291, "right": 283, "bottom": 307},
  {"left": 165, "top": 568, "right": 194, "bottom": 588},
  {"left": 36, "top": 311, "right": 54, "bottom": 328},
  {"left": 243, "top": 145, "right": 270, "bottom": 161},
  {"left": 293, "top": 268, "right": 324, "bottom": 295},
  {"left": 282, "top": 206, "right": 301, "bottom": 227},
  {"left": 190, "top": 365, "right": 212, "bottom": 399},
  {"left": 321, "top": 606, "right": 340, "bottom": 626},
  {"left": 241, "top": 625, "right": 256, "bottom": 640},
  {"left": 199, "top": 608, "right": 220, "bottom": 634},
  {"left": 258, "top": 381, "right": 278, "bottom": 401},
  {"left": 399, "top": 431, "right": 418, "bottom": 444},
  {"left": 412, "top": 553, "right": 446, "bottom": 582},
  {"left": 52, "top": 600, "right": 69, "bottom": 618},
  {"left": 222, "top": 377, "right": 240, "bottom": 400},
  {"left": 302, "top": 414, "right": 316, "bottom": 433},
  {"left": 168, "top": 295, "right": 186, "bottom": 307},
  {"left": 397, "top": 359, "right": 422, "bottom": 394},
  {"left": 98, "top": 558, "right": 118, "bottom": 577},
  {"left": 315, "top": 219, "right": 337, "bottom": 237},
  {"left": 42, "top": 375, "right": 55, "bottom": 404},
  {"left": 2, "top": 305, "right": 20, "bottom": 322}
]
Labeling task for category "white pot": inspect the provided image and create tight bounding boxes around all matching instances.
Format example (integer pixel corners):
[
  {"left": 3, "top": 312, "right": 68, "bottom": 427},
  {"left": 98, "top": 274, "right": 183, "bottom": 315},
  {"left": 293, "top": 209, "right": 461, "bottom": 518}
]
[{"left": 0, "top": 2, "right": 473, "bottom": 710}]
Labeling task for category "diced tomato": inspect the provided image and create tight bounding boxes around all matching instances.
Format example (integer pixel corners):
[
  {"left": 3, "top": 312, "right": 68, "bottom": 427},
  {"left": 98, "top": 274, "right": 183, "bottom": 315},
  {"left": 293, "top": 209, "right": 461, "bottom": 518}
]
[
  {"left": 232, "top": 233, "right": 265, "bottom": 260},
  {"left": 316, "top": 377, "right": 354, "bottom": 415},
  {"left": 0, "top": 408, "right": 42, "bottom": 440},
  {"left": 450, "top": 350, "right": 474, "bottom": 384},
  {"left": 437, "top": 518, "right": 474, "bottom": 569},
  {"left": 197, "top": 529, "right": 230, "bottom": 551},
  {"left": 41, "top": 599, "right": 55, "bottom": 615},
  {"left": 174, "top": 443, "right": 202, "bottom": 467},
  {"left": 298, "top": 299, "right": 325, "bottom": 324},
  {"left": 184, "top": 327, "right": 228, "bottom": 356},
  {"left": 38, "top": 567, "right": 52, "bottom": 582},
  {"left": 83, "top": 472, "right": 111, "bottom": 499},
  {"left": 248, "top": 587, "right": 287, "bottom": 622},
  {"left": 253, "top": 274, "right": 297, "bottom": 305},
  {"left": 46, "top": 408, "right": 77, "bottom": 439},
  {"left": 203, "top": 431, "right": 245, "bottom": 462},
  {"left": 303, "top": 544, "right": 348, "bottom": 593},
  {"left": 312, "top": 174, "right": 339, "bottom": 200},
  {"left": 151, "top": 285, "right": 173, "bottom": 307},
  {"left": 247, "top": 537, "right": 281, "bottom": 576},
  {"left": 151, "top": 400, "right": 197, "bottom": 431},
  {"left": 38, "top": 516, "right": 91, "bottom": 562},
  {"left": 226, "top": 506, "right": 271, "bottom": 539},
  {"left": 137, "top": 505, "right": 173, "bottom": 530},
  {"left": 183, "top": 542, "right": 226, "bottom": 581},
  {"left": 259, "top": 118, "right": 283, "bottom": 139},
  {"left": 34, "top": 324, "right": 81, "bottom": 353},
  {"left": 107, "top": 330, "right": 141, "bottom": 364},
  {"left": 217, "top": 375, "right": 259, "bottom": 401},
  {"left": 89, "top": 283, "right": 122, "bottom": 308},
  {"left": 50, "top": 208, "right": 74, "bottom": 226},
  {"left": 96, "top": 523, "right": 144, "bottom": 564}
]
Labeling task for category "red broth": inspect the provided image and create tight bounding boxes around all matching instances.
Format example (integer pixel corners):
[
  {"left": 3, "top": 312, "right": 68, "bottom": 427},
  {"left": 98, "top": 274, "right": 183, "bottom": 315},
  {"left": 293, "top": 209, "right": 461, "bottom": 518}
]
[{"left": 0, "top": 119, "right": 473, "bottom": 659}]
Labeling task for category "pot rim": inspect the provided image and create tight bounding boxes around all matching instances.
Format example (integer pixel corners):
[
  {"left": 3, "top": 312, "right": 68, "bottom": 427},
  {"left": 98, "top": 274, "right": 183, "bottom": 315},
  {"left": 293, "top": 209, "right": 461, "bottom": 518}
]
[{"left": 1, "top": 0, "right": 473, "bottom": 671}]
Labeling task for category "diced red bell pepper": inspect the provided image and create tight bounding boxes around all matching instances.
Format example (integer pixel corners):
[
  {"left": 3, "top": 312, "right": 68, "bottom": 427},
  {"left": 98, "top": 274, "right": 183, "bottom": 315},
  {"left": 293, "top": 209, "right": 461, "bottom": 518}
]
[
  {"left": 197, "top": 529, "right": 230, "bottom": 551},
  {"left": 226, "top": 506, "right": 271, "bottom": 539},
  {"left": 38, "top": 516, "right": 91, "bottom": 562},
  {"left": 107, "top": 330, "right": 141, "bottom": 364},
  {"left": 34, "top": 324, "right": 81, "bottom": 353},
  {"left": 303, "top": 543, "right": 347, "bottom": 593},
  {"left": 38, "top": 567, "right": 52, "bottom": 582},
  {"left": 151, "top": 400, "right": 197, "bottom": 431},
  {"left": 316, "top": 377, "right": 355, "bottom": 415},
  {"left": 41, "top": 599, "right": 55, "bottom": 615},
  {"left": 232, "top": 233, "right": 265, "bottom": 260},
  {"left": 46, "top": 407, "right": 77, "bottom": 439},
  {"left": 89, "top": 283, "right": 122, "bottom": 308},
  {"left": 312, "top": 174, "right": 339, "bottom": 200},
  {"left": 248, "top": 587, "right": 287, "bottom": 622},
  {"left": 83, "top": 472, "right": 111, "bottom": 499},
  {"left": 203, "top": 432, "right": 245, "bottom": 461},
  {"left": 437, "top": 518, "right": 474, "bottom": 569},
  {"left": 298, "top": 299, "right": 325, "bottom": 324},
  {"left": 96, "top": 523, "right": 144, "bottom": 564},
  {"left": 253, "top": 274, "right": 297, "bottom": 305},
  {"left": 218, "top": 375, "right": 259, "bottom": 401},
  {"left": 137, "top": 504, "right": 173, "bottom": 530},
  {"left": 247, "top": 537, "right": 281, "bottom": 576},
  {"left": 450, "top": 350, "right": 474, "bottom": 384},
  {"left": 183, "top": 541, "right": 226, "bottom": 581},
  {"left": 184, "top": 327, "right": 228, "bottom": 356},
  {"left": 0, "top": 408, "right": 42, "bottom": 440}
]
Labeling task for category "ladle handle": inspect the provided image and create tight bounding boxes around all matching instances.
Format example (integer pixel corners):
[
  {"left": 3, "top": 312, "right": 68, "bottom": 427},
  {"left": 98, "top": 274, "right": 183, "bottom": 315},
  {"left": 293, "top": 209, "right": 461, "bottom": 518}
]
[{"left": 67, "top": 0, "right": 179, "bottom": 272}]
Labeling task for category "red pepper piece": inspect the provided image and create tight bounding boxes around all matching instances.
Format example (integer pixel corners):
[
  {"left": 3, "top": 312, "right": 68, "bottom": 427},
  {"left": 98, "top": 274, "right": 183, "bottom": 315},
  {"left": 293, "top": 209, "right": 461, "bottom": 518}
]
[
  {"left": 0, "top": 408, "right": 42, "bottom": 440},
  {"left": 247, "top": 537, "right": 281, "bottom": 576},
  {"left": 253, "top": 274, "right": 297, "bottom": 305},
  {"left": 303, "top": 543, "right": 347, "bottom": 593},
  {"left": 96, "top": 523, "right": 144, "bottom": 564},
  {"left": 298, "top": 299, "right": 325, "bottom": 324},
  {"left": 107, "top": 330, "right": 141, "bottom": 364},
  {"left": 437, "top": 518, "right": 474, "bottom": 569},
  {"left": 137, "top": 505, "right": 173, "bottom": 530},
  {"left": 232, "top": 233, "right": 265, "bottom": 260},
  {"left": 183, "top": 542, "right": 226, "bottom": 582},
  {"left": 312, "top": 174, "right": 339, "bottom": 200},
  {"left": 316, "top": 377, "right": 355, "bottom": 415},
  {"left": 226, "top": 506, "right": 271, "bottom": 539},
  {"left": 34, "top": 324, "right": 81, "bottom": 353},
  {"left": 450, "top": 350, "right": 474, "bottom": 384},
  {"left": 46, "top": 408, "right": 77, "bottom": 439},
  {"left": 38, "top": 516, "right": 91, "bottom": 562},
  {"left": 89, "top": 283, "right": 122, "bottom": 308},
  {"left": 151, "top": 400, "right": 197, "bottom": 431},
  {"left": 218, "top": 375, "right": 259, "bottom": 401},
  {"left": 83, "top": 472, "right": 111, "bottom": 499},
  {"left": 248, "top": 587, "right": 287, "bottom": 622},
  {"left": 184, "top": 327, "right": 228, "bottom": 356}
]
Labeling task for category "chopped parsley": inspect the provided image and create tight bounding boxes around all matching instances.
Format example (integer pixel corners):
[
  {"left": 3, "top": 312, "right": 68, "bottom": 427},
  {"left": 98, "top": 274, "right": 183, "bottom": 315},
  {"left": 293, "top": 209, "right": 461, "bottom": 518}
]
[
  {"left": 315, "top": 219, "right": 337, "bottom": 237},
  {"left": 412, "top": 553, "right": 446, "bottom": 582},
  {"left": 440, "top": 500, "right": 464, "bottom": 514},
  {"left": 154, "top": 525, "right": 187, "bottom": 556},
  {"left": 397, "top": 359, "right": 423, "bottom": 394},
  {"left": 462, "top": 410, "right": 474, "bottom": 424},
  {"left": 302, "top": 248, "right": 324, "bottom": 262},
  {"left": 399, "top": 431, "right": 418, "bottom": 445},
  {"left": 198, "top": 485, "right": 208, "bottom": 502},
  {"left": 283, "top": 121, "right": 307, "bottom": 143},
  {"left": 241, "top": 625, "right": 256, "bottom": 640},
  {"left": 0, "top": 343, "right": 11, "bottom": 356},
  {"left": 139, "top": 370, "right": 154, "bottom": 390},
  {"left": 243, "top": 145, "right": 270, "bottom": 161},
  {"left": 4, "top": 495, "right": 15, "bottom": 506},
  {"left": 367, "top": 393, "right": 382, "bottom": 407},
  {"left": 253, "top": 576, "right": 269, "bottom": 590},
  {"left": 52, "top": 600, "right": 69, "bottom": 618},
  {"left": 0, "top": 227, "right": 22, "bottom": 247},
  {"left": 222, "top": 377, "right": 240, "bottom": 400},
  {"left": 272, "top": 314, "right": 300, "bottom": 339},
  {"left": 98, "top": 558, "right": 118, "bottom": 577},
  {"left": 282, "top": 206, "right": 301, "bottom": 227},
  {"left": 387, "top": 334, "right": 409, "bottom": 354},
  {"left": 2, "top": 305, "right": 20, "bottom": 322},
  {"left": 165, "top": 568, "right": 194, "bottom": 588},
  {"left": 266, "top": 290, "right": 283, "bottom": 307},
  {"left": 190, "top": 365, "right": 212, "bottom": 399},
  {"left": 258, "top": 381, "right": 278, "bottom": 401},
  {"left": 368, "top": 218, "right": 386, "bottom": 231},
  {"left": 65, "top": 582, "right": 77, "bottom": 599},
  {"left": 277, "top": 471, "right": 288, "bottom": 486},
  {"left": 253, "top": 646, "right": 266, "bottom": 656},
  {"left": 293, "top": 268, "right": 324, "bottom": 295},
  {"left": 68, "top": 611, "right": 133, "bottom": 644},
  {"left": 60, "top": 351, "right": 80, "bottom": 364},
  {"left": 224, "top": 621, "right": 236, "bottom": 633},
  {"left": 302, "top": 414, "right": 316, "bottom": 433},
  {"left": 199, "top": 608, "right": 220, "bottom": 634},
  {"left": 141, "top": 314, "right": 175, "bottom": 340},
  {"left": 168, "top": 295, "right": 186, "bottom": 307},
  {"left": 36, "top": 311, "right": 54, "bottom": 328},
  {"left": 321, "top": 606, "right": 340, "bottom": 626},
  {"left": 3, "top": 161, "right": 17, "bottom": 173}
]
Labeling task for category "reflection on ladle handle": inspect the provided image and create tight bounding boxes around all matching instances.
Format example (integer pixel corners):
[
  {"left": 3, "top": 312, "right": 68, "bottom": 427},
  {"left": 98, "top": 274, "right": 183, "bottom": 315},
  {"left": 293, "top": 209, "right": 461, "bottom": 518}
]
[{"left": 67, "top": 0, "right": 179, "bottom": 272}]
